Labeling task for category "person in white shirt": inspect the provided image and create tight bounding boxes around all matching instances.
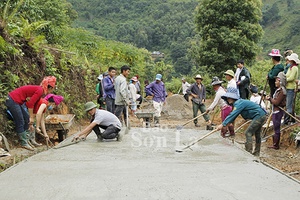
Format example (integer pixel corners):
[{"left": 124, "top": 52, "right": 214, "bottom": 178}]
[
  {"left": 249, "top": 84, "right": 266, "bottom": 112},
  {"left": 181, "top": 77, "right": 191, "bottom": 102},
  {"left": 224, "top": 70, "right": 237, "bottom": 89},
  {"left": 206, "top": 77, "right": 235, "bottom": 137}
]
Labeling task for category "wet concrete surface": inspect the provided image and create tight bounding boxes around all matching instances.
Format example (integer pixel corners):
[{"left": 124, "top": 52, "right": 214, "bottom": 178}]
[{"left": 0, "top": 127, "right": 300, "bottom": 200}]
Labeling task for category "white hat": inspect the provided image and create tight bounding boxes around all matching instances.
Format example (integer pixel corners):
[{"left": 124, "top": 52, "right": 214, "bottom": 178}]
[
  {"left": 287, "top": 53, "right": 300, "bottom": 64},
  {"left": 194, "top": 74, "right": 203, "bottom": 80}
]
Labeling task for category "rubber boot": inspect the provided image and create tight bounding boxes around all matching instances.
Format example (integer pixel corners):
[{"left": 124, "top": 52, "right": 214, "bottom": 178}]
[
  {"left": 245, "top": 142, "right": 253, "bottom": 154},
  {"left": 283, "top": 114, "right": 290, "bottom": 125},
  {"left": 252, "top": 143, "right": 261, "bottom": 157},
  {"left": 28, "top": 130, "right": 42, "bottom": 147},
  {"left": 154, "top": 116, "right": 160, "bottom": 127},
  {"left": 18, "top": 131, "right": 34, "bottom": 151}
]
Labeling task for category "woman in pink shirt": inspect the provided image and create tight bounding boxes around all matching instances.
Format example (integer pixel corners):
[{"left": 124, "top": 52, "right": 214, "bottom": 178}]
[{"left": 5, "top": 76, "right": 56, "bottom": 150}]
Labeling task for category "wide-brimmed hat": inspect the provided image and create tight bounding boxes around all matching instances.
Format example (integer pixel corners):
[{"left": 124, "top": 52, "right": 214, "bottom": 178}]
[
  {"left": 84, "top": 101, "right": 97, "bottom": 112},
  {"left": 155, "top": 74, "right": 162, "bottom": 81},
  {"left": 211, "top": 76, "right": 223, "bottom": 86},
  {"left": 194, "top": 74, "right": 203, "bottom": 80},
  {"left": 224, "top": 70, "right": 235, "bottom": 78},
  {"left": 131, "top": 76, "right": 138, "bottom": 82},
  {"left": 268, "top": 49, "right": 282, "bottom": 57},
  {"left": 221, "top": 87, "right": 239, "bottom": 100},
  {"left": 286, "top": 53, "right": 300, "bottom": 64}
]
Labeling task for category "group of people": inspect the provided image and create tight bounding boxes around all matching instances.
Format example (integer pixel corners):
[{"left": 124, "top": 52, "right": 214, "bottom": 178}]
[
  {"left": 180, "top": 49, "right": 299, "bottom": 156},
  {"left": 74, "top": 66, "right": 167, "bottom": 141},
  {"left": 5, "top": 76, "right": 64, "bottom": 150}
]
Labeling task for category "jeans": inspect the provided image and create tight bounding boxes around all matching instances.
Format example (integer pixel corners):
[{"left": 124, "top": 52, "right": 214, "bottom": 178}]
[
  {"left": 5, "top": 96, "right": 29, "bottom": 133},
  {"left": 286, "top": 89, "right": 294, "bottom": 114},
  {"left": 105, "top": 97, "right": 115, "bottom": 114},
  {"left": 192, "top": 101, "right": 210, "bottom": 124},
  {"left": 93, "top": 124, "right": 120, "bottom": 139}
]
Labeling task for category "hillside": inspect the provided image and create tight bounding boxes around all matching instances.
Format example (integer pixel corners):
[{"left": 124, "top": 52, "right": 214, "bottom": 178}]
[{"left": 68, "top": 0, "right": 300, "bottom": 62}]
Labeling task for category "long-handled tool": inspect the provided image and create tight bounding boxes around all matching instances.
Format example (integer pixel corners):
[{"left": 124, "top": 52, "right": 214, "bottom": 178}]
[
  {"left": 261, "top": 112, "right": 273, "bottom": 138},
  {"left": 125, "top": 104, "right": 130, "bottom": 134},
  {"left": 176, "top": 112, "right": 206, "bottom": 130},
  {"left": 279, "top": 106, "right": 300, "bottom": 123},
  {"left": 175, "top": 129, "right": 218, "bottom": 152},
  {"left": 54, "top": 131, "right": 82, "bottom": 149},
  {"left": 259, "top": 78, "right": 268, "bottom": 106}
]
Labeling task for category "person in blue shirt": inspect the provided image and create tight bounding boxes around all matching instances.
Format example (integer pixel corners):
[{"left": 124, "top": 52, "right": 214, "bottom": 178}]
[
  {"left": 216, "top": 87, "right": 267, "bottom": 156},
  {"left": 103, "top": 67, "right": 116, "bottom": 113}
]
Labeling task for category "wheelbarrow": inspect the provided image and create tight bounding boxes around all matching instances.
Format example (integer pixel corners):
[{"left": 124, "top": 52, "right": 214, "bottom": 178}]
[
  {"left": 45, "top": 114, "right": 75, "bottom": 142},
  {"left": 135, "top": 110, "right": 155, "bottom": 128}
]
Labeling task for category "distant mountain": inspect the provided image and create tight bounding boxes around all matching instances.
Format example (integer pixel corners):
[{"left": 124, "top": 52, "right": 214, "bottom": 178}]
[{"left": 68, "top": 0, "right": 300, "bottom": 63}]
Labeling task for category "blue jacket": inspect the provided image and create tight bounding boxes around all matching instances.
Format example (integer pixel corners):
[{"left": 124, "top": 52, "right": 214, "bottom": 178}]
[
  {"left": 222, "top": 99, "right": 266, "bottom": 126},
  {"left": 103, "top": 76, "right": 115, "bottom": 99}
]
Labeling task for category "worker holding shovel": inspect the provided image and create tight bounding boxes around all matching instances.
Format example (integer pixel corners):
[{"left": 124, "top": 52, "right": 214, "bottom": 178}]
[
  {"left": 73, "top": 101, "right": 122, "bottom": 142},
  {"left": 216, "top": 87, "right": 267, "bottom": 156},
  {"left": 206, "top": 77, "right": 234, "bottom": 137}
]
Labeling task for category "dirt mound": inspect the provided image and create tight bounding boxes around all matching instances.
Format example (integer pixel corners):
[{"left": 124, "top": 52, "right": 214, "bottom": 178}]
[{"left": 162, "top": 94, "right": 193, "bottom": 120}]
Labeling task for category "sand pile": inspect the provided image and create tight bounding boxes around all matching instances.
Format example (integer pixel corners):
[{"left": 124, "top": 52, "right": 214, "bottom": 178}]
[{"left": 162, "top": 94, "right": 193, "bottom": 120}]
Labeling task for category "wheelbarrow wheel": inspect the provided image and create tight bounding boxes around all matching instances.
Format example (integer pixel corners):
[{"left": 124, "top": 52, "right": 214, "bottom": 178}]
[{"left": 57, "top": 130, "right": 68, "bottom": 142}]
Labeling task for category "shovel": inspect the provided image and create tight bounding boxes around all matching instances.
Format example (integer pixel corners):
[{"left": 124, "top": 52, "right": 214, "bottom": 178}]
[
  {"left": 175, "top": 129, "right": 218, "bottom": 153},
  {"left": 125, "top": 104, "right": 130, "bottom": 134},
  {"left": 176, "top": 112, "right": 206, "bottom": 130}
]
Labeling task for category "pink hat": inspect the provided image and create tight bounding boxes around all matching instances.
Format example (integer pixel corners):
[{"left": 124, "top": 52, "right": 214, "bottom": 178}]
[
  {"left": 268, "top": 49, "right": 282, "bottom": 57},
  {"left": 44, "top": 94, "right": 64, "bottom": 105},
  {"left": 131, "top": 76, "right": 138, "bottom": 82}
]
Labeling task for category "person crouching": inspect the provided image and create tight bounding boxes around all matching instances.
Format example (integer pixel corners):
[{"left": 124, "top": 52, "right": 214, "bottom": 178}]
[{"left": 73, "top": 102, "right": 122, "bottom": 141}]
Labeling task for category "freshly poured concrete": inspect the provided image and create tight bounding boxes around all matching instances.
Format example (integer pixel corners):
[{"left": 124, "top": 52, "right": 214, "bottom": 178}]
[{"left": 0, "top": 127, "right": 299, "bottom": 200}]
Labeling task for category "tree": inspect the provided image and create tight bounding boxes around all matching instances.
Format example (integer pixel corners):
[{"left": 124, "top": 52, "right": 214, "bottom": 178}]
[{"left": 192, "top": 0, "right": 263, "bottom": 73}]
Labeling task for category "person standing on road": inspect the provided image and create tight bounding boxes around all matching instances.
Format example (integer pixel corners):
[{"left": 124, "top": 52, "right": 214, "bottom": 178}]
[
  {"left": 266, "top": 72, "right": 286, "bottom": 150},
  {"left": 73, "top": 102, "right": 122, "bottom": 141},
  {"left": 267, "top": 49, "right": 284, "bottom": 97},
  {"left": 103, "top": 67, "right": 116, "bottom": 113},
  {"left": 96, "top": 72, "right": 108, "bottom": 110},
  {"left": 235, "top": 60, "right": 251, "bottom": 99},
  {"left": 216, "top": 87, "right": 267, "bottom": 156},
  {"left": 145, "top": 74, "right": 167, "bottom": 127},
  {"left": 114, "top": 65, "right": 130, "bottom": 125},
  {"left": 186, "top": 74, "right": 211, "bottom": 128},
  {"left": 181, "top": 77, "right": 191, "bottom": 102},
  {"left": 206, "top": 77, "right": 234, "bottom": 137}
]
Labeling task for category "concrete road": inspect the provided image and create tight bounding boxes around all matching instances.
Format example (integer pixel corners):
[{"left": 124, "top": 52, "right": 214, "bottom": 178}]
[{"left": 0, "top": 127, "right": 299, "bottom": 200}]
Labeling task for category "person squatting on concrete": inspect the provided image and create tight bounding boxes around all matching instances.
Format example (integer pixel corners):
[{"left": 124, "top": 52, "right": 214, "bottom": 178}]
[
  {"left": 186, "top": 74, "right": 211, "bottom": 128},
  {"left": 114, "top": 65, "right": 130, "bottom": 125},
  {"left": 145, "top": 74, "right": 167, "bottom": 127},
  {"left": 266, "top": 72, "right": 286, "bottom": 150},
  {"left": 235, "top": 60, "right": 251, "bottom": 99},
  {"left": 267, "top": 49, "right": 284, "bottom": 97},
  {"left": 216, "top": 87, "right": 267, "bottom": 156},
  {"left": 206, "top": 77, "right": 234, "bottom": 137},
  {"left": 103, "top": 67, "right": 116, "bottom": 113},
  {"left": 73, "top": 102, "right": 122, "bottom": 141},
  {"left": 5, "top": 76, "right": 56, "bottom": 150},
  {"left": 284, "top": 53, "right": 299, "bottom": 124},
  {"left": 181, "top": 77, "right": 191, "bottom": 102}
]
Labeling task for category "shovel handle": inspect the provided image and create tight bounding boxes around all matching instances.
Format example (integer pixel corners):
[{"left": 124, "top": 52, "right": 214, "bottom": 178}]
[
  {"left": 181, "top": 112, "right": 206, "bottom": 127},
  {"left": 279, "top": 107, "right": 300, "bottom": 123}
]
